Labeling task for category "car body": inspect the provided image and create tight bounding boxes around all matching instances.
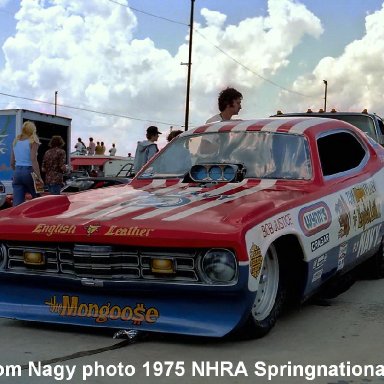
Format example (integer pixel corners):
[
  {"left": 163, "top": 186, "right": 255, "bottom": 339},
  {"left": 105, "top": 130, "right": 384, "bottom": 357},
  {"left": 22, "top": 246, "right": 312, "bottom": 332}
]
[
  {"left": 0, "top": 117, "right": 383, "bottom": 339},
  {"left": 61, "top": 177, "right": 131, "bottom": 193}
]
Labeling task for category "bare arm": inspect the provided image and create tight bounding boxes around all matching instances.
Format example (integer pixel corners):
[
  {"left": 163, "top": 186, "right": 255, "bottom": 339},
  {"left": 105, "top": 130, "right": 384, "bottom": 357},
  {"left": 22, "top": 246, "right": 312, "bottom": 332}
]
[
  {"left": 30, "top": 142, "right": 42, "bottom": 179},
  {"left": 10, "top": 148, "right": 15, "bottom": 170}
]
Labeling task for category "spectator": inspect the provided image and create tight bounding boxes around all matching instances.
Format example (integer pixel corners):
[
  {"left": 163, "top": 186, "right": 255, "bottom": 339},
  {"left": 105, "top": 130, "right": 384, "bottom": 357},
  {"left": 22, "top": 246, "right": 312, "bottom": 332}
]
[
  {"left": 133, "top": 126, "right": 162, "bottom": 174},
  {"left": 95, "top": 141, "right": 103, "bottom": 155},
  {"left": 10, "top": 121, "right": 43, "bottom": 206},
  {"left": 109, "top": 143, "right": 116, "bottom": 156},
  {"left": 100, "top": 141, "right": 106, "bottom": 154},
  {"left": 74, "top": 137, "right": 86, "bottom": 155},
  {"left": 42, "top": 135, "right": 67, "bottom": 195},
  {"left": 87, "top": 137, "right": 96, "bottom": 155},
  {"left": 128, "top": 152, "right": 132, "bottom": 157},
  {"left": 206, "top": 87, "right": 243, "bottom": 123},
  {"left": 167, "top": 129, "right": 183, "bottom": 142}
]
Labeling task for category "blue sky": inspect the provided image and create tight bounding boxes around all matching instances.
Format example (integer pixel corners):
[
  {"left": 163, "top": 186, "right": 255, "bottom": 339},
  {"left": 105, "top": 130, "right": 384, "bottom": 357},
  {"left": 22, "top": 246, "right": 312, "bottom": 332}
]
[{"left": 0, "top": 0, "right": 383, "bottom": 154}]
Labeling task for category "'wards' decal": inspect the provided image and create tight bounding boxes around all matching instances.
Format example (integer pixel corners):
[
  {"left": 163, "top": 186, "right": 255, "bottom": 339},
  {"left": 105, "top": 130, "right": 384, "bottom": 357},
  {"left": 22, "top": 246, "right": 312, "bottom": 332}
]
[{"left": 298, "top": 201, "right": 332, "bottom": 237}]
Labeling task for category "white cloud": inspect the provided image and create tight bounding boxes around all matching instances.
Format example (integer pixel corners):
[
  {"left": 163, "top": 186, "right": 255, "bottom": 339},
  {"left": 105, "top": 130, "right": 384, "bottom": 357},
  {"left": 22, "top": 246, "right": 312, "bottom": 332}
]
[
  {"left": 278, "top": 3, "right": 384, "bottom": 113},
  {"left": 0, "top": 0, "right": 324, "bottom": 154}
]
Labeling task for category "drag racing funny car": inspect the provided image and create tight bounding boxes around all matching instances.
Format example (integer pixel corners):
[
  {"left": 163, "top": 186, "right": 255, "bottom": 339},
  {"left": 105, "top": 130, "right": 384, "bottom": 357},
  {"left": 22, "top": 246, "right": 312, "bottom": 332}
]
[{"left": 0, "top": 116, "right": 383, "bottom": 339}]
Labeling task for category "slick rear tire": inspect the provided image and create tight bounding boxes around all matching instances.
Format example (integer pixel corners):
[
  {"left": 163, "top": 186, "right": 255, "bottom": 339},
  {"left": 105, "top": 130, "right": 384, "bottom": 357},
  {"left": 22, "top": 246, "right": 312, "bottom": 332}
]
[{"left": 360, "top": 236, "right": 384, "bottom": 279}]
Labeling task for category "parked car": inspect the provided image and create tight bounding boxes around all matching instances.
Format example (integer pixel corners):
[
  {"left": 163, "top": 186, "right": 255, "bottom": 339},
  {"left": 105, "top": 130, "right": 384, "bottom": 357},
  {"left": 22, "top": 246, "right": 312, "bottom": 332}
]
[
  {"left": 61, "top": 177, "right": 131, "bottom": 193},
  {"left": 0, "top": 181, "right": 6, "bottom": 208},
  {"left": 0, "top": 117, "right": 383, "bottom": 339},
  {"left": 271, "top": 109, "right": 384, "bottom": 145}
]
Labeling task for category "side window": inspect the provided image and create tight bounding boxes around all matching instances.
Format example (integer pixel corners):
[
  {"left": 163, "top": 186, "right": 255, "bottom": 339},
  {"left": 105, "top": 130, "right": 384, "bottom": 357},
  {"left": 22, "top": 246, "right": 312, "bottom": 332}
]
[
  {"left": 317, "top": 131, "right": 366, "bottom": 177},
  {"left": 377, "top": 117, "right": 384, "bottom": 135}
]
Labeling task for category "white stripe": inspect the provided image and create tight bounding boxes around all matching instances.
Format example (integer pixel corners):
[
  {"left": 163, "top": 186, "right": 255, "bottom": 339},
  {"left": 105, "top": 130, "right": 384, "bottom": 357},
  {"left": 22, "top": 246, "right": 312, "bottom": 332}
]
[
  {"left": 204, "top": 122, "right": 233, "bottom": 132},
  {"left": 260, "top": 119, "right": 288, "bottom": 132},
  {"left": 83, "top": 181, "right": 185, "bottom": 219},
  {"left": 57, "top": 188, "right": 140, "bottom": 218},
  {"left": 230, "top": 120, "right": 256, "bottom": 132},
  {"left": 289, "top": 118, "right": 323, "bottom": 134},
  {"left": 132, "top": 180, "right": 249, "bottom": 220},
  {"left": 57, "top": 180, "right": 178, "bottom": 219},
  {"left": 163, "top": 179, "right": 276, "bottom": 221}
]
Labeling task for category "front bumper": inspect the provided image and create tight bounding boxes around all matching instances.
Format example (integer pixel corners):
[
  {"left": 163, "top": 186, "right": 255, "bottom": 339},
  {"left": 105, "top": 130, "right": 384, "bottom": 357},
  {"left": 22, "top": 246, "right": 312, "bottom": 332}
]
[{"left": 0, "top": 268, "right": 254, "bottom": 337}]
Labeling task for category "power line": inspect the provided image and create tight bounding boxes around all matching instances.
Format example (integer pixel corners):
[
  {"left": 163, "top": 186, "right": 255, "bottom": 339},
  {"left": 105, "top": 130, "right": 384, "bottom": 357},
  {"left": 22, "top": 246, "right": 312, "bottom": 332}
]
[
  {"left": 106, "top": 0, "right": 187, "bottom": 26},
  {"left": 105, "top": 0, "right": 313, "bottom": 98},
  {"left": 194, "top": 30, "right": 313, "bottom": 98},
  {"left": 0, "top": 91, "right": 180, "bottom": 127}
]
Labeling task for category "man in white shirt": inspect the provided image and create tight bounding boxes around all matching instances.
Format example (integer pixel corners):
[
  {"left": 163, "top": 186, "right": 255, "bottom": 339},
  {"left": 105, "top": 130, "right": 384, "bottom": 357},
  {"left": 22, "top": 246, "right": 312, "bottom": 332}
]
[
  {"left": 206, "top": 87, "right": 243, "bottom": 123},
  {"left": 109, "top": 143, "right": 117, "bottom": 156}
]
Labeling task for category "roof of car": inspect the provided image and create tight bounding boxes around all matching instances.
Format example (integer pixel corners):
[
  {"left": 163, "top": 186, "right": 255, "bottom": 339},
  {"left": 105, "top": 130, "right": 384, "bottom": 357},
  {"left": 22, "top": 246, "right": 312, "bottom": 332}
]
[{"left": 182, "top": 117, "right": 351, "bottom": 137}]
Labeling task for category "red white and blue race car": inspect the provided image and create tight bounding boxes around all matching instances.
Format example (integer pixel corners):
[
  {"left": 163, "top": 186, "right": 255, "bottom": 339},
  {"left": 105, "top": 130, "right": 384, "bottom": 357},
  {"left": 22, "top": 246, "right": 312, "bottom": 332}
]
[{"left": 0, "top": 117, "right": 383, "bottom": 338}]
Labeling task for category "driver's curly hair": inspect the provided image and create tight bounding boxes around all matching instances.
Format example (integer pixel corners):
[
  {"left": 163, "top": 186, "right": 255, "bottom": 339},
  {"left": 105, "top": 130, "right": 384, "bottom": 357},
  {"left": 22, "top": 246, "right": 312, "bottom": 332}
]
[{"left": 218, "top": 87, "right": 243, "bottom": 112}]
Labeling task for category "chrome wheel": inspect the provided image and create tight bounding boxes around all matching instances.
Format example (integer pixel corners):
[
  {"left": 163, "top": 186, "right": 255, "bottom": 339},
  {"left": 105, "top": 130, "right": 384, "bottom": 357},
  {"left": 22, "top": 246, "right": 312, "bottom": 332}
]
[{"left": 252, "top": 244, "right": 280, "bottom": 321}]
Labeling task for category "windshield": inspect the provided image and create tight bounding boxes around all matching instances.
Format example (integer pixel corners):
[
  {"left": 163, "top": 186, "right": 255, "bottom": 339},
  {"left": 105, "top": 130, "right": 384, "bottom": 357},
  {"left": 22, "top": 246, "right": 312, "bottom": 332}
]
[{"left": 139, "top": 131, "right": 312, "bottom": 180}]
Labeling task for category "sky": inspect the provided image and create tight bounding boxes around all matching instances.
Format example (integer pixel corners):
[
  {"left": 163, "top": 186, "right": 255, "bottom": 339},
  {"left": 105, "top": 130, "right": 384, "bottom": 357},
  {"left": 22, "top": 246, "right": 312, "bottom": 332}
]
[{"left": 0, "top": 0, "right": 383, "bottom": 155}]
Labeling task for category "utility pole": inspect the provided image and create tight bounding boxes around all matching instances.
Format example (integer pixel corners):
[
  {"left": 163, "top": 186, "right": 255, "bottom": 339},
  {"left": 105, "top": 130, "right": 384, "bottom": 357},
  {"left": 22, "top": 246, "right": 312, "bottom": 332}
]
[
  {"left": 323, "top": 80, "right": 328, "bottom": 112},
  {"left": 54, "top": 91, "right": 58, "bottom": 115},
  {"left": 183, "top": 0, "right": 195, "bottom": 131}
]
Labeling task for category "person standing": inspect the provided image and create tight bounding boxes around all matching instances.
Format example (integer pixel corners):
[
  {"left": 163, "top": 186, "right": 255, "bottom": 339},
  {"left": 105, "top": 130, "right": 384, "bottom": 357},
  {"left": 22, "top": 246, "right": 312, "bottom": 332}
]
[
  {"left": 87, "top": 137, "right": 96, "bottom": 155},
  {"left": 95, "top": 141, "right": 103, "bottom": 155},
  {"left": 10, "top": 121, "right": 43, "bottom": 206},
  {"left": 133, "top": 126, "right": 162, "bottom": 174},
  {"left": 42, "top": 135, "right": 67, "bottom": 195},
  {"left": 109, "top": 143, "right": 116, "bottom": 156},
  {"left": 74, "top": 137, "right": 86, "bottom": 155},
  {"left": 100, "top": 141, "right": 106, "bottom": 154},
  {"left": 166, "top": 129, "right": 183, "bottom": 142},
  {"left": 206, "top": 87, "right": 243, "bottom": 123}
]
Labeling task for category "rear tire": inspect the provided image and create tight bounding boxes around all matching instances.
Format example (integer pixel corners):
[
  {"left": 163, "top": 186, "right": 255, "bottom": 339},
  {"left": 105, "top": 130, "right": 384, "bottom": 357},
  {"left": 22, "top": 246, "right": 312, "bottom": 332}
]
[{"left": 360, "top": 236, "right": 384, "bottom": 279}]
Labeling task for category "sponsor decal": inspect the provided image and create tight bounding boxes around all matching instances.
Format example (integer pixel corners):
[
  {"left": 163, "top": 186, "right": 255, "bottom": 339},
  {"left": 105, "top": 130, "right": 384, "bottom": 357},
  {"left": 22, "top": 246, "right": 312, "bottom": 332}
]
[
  {"left": 311, "top": 269, "right": 323, "bottom": 283},
  {"left": 105, "top": 226, "right": 154, "bottom": 237},
  {"left": 345, "top": 181, "right": 376, "bottom": 205},
  {"left": 337, "top": 242, "right": 347, "bottom": 271},
  {"left": 312, "top": 254, "right": 327, "bottom": 283},
  {"left": 261, "top": 213, "right": 292, "bottom": 238},
  {"left": 84, "top": 224, "right": 101, "bottom": 236},
  {"left": 313, "top": 254, "right": 327, "bottom": 270},
  {"left": 335, "top": 196, "right": 351, "bottom": 238},
  {"left": 32, "top": 224, "right": 76, "bottom": 237},
  {"left": 249, "top": 243, "right": 263, "bottom": 278},
  {"left": 356, "top": 224, "right": 382, "bottom": 258},
  {"left": 310, "top": 233, "right": 330, "bottom": 252},
  {"left": 344, "top": 181, "right": 381, "bottom": 231},
  {"left": 354, "top": 199, "right": 381, "bottom": 231},
  {"left": 298, "top": 202, "right": 332, "bottom": 237},
  {"left": 45, "top": 296, "right": 160, "bottom": 325}
]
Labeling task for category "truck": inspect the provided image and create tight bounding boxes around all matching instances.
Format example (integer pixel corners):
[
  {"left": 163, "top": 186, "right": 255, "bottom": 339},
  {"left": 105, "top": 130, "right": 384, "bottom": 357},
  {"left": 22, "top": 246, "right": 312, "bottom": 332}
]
[
  {"left": 271, "top": 109, "right": 384, "bottom": 145},
  {"left": 0, "top": 109, "right": 72, "bottom": 199},
  {"left": 70, "top": 155, "right": 134, "bottom": 178}
]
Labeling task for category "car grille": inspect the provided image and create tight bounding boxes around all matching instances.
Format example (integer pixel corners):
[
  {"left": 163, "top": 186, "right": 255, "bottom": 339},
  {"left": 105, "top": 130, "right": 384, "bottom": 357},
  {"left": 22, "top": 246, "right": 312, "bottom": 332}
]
[{"left": 3, "top": 243, "right": 200, "bottom": 283}]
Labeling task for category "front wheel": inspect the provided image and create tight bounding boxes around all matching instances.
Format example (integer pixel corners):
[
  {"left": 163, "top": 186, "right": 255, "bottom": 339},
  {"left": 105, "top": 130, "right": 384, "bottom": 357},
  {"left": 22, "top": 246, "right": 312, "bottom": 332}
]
[{"left": 238, "top": 244, "right": 286, "bottom": 339}]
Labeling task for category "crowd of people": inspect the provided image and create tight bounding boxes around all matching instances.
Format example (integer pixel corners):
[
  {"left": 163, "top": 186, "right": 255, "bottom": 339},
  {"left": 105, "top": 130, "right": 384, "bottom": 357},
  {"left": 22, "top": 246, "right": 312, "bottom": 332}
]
[
  {"left": 10, "top": 87, "right": 242, "bottom": 206},
  {"left": 74, "top": 137, "right": 117, "bottom": 156}
]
